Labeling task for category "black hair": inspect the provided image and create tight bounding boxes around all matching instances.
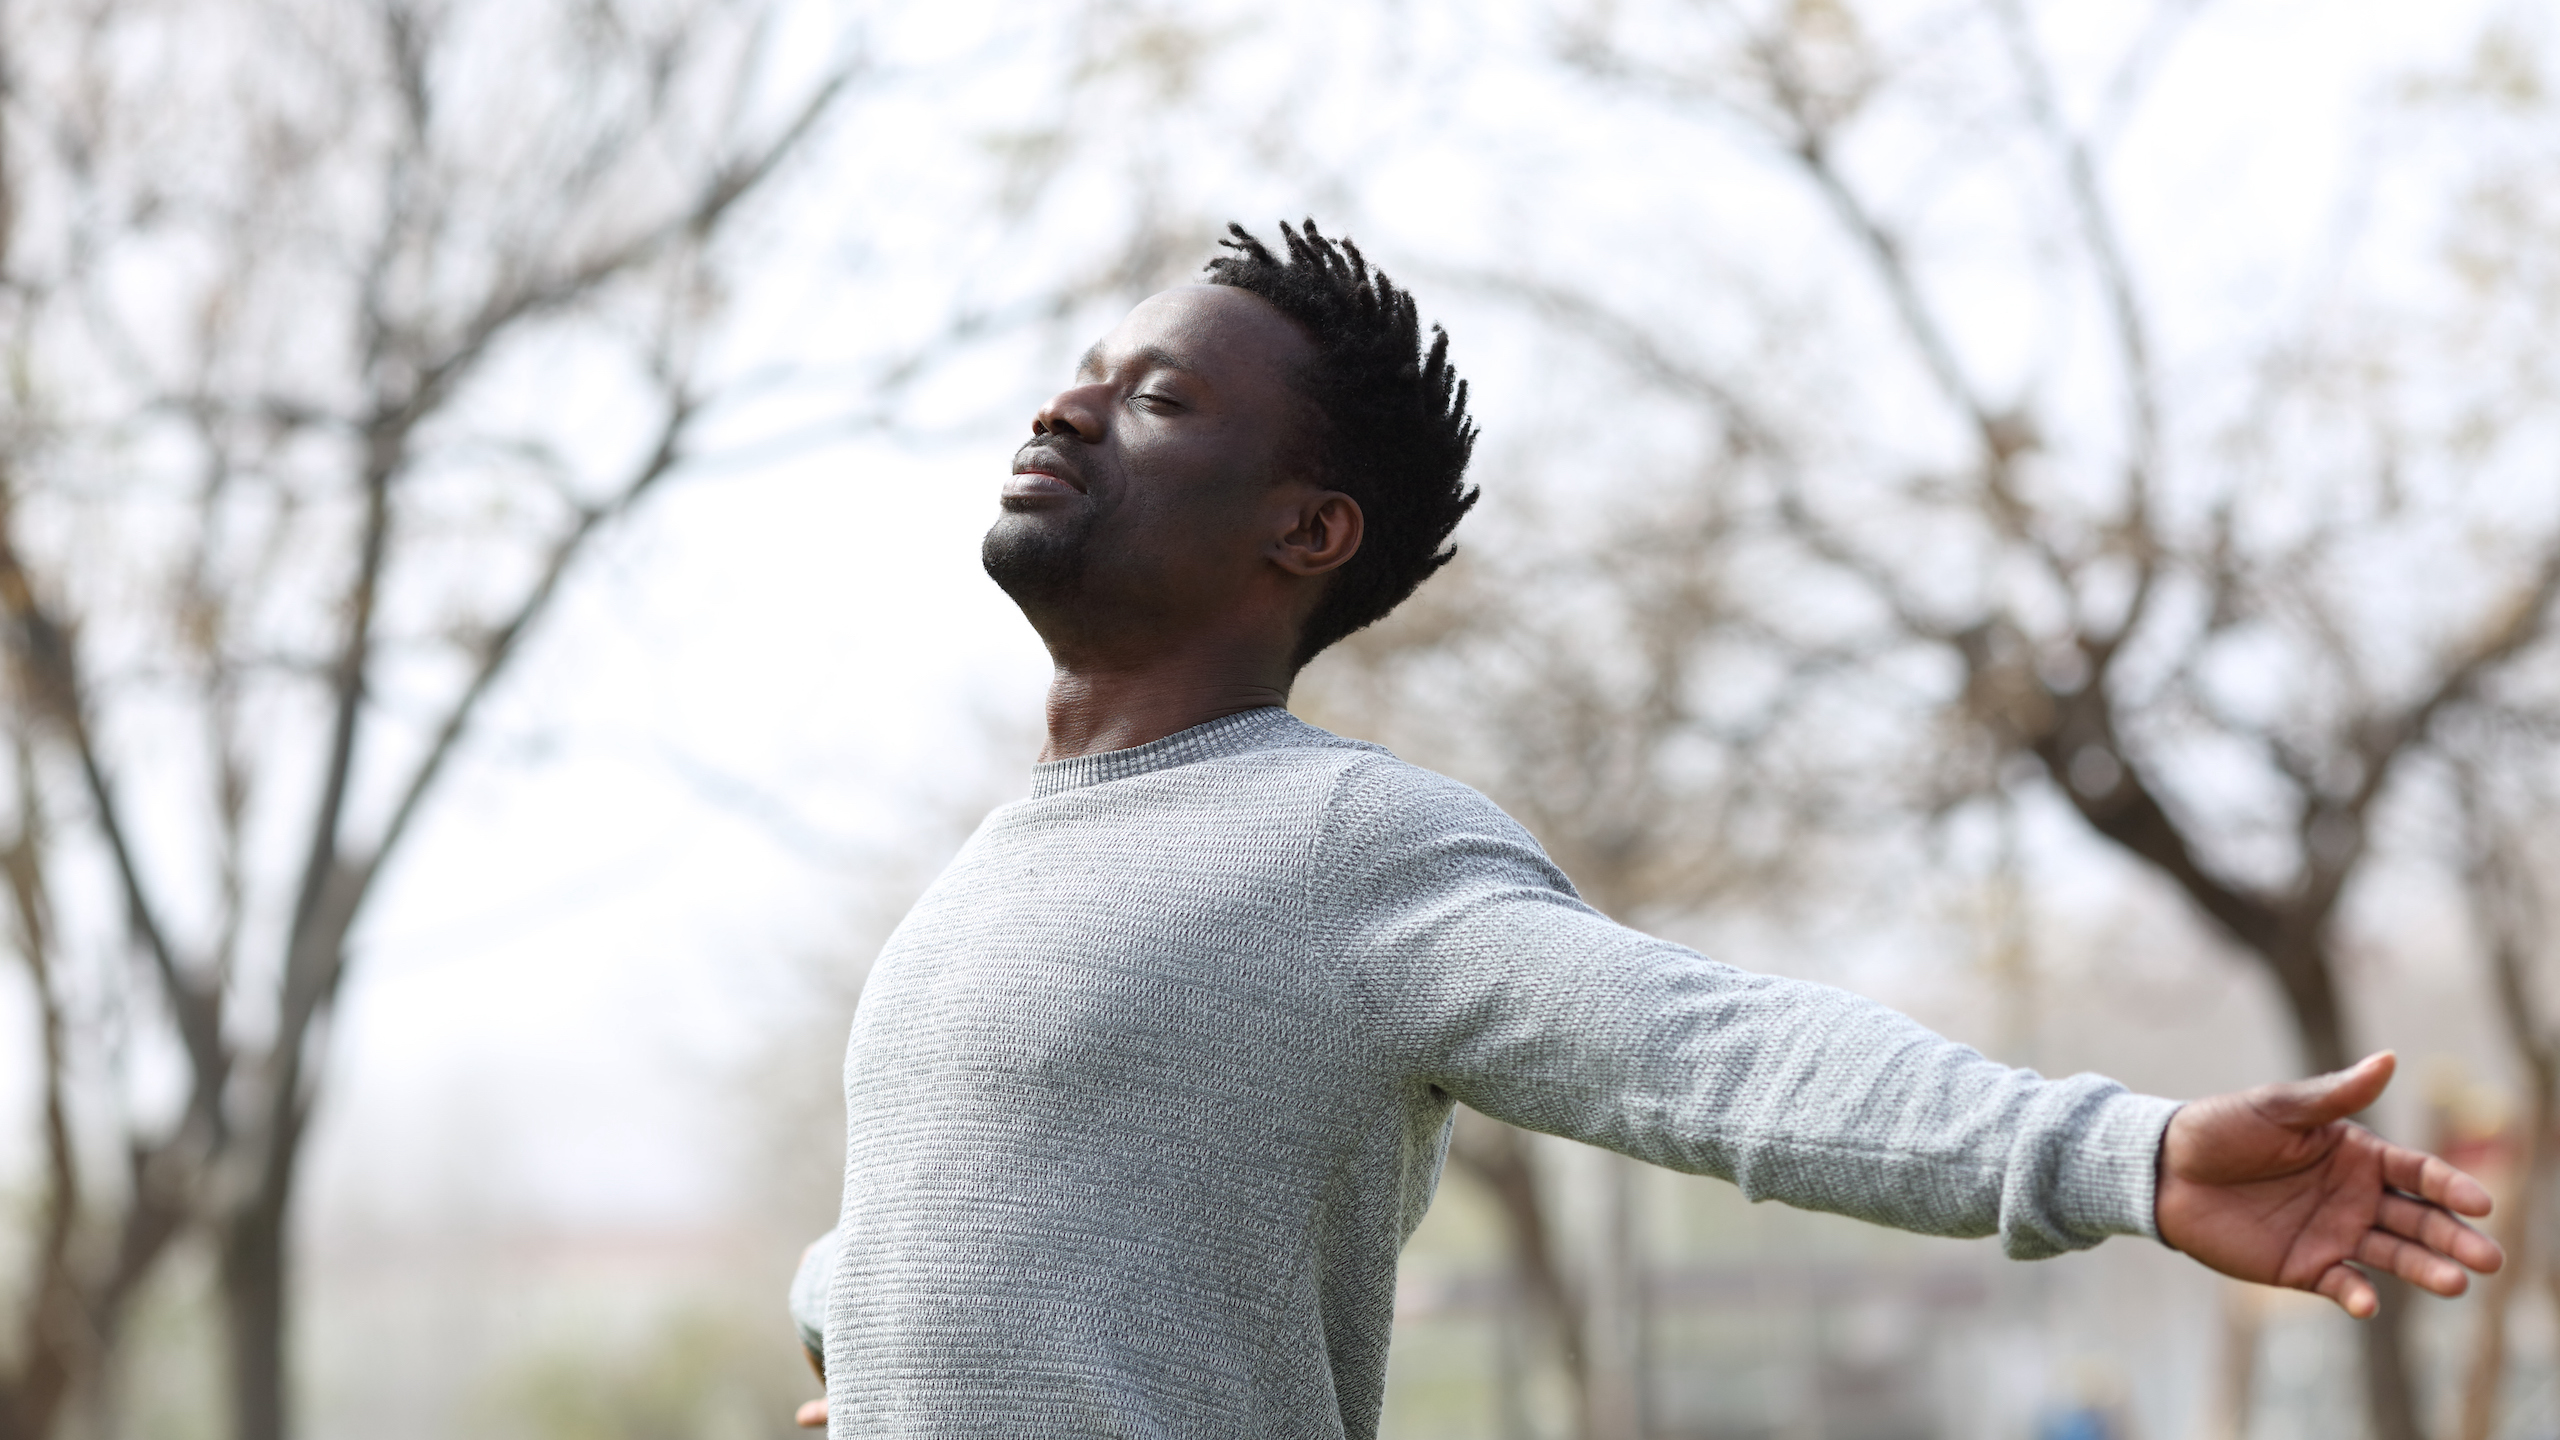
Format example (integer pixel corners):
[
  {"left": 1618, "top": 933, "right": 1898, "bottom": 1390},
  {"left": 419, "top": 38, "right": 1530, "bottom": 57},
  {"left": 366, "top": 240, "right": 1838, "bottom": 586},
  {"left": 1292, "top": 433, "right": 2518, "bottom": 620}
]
[{"left": 1204, "top": 219, "right": 1480, "bottom": 668}]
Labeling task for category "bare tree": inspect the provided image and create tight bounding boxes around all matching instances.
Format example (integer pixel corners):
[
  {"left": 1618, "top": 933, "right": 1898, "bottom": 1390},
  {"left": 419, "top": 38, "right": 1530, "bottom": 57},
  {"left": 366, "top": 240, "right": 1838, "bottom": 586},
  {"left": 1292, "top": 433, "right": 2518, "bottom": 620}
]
[
  {"left": 1471, "top": 6, "right": 2560, "bottom": 1438},
  {"left": 0, "top": 2, "right": 858, "bottom": 1435},
  {"left": 1308, "top": 4, "right": 2560, "bottom": 1438},
  {"left": 2452, "top": 810, "right": 2542, "bottom": 1440},
  {"left": 2451, "top": 739, "right": 2560, "bottom": 1440}
]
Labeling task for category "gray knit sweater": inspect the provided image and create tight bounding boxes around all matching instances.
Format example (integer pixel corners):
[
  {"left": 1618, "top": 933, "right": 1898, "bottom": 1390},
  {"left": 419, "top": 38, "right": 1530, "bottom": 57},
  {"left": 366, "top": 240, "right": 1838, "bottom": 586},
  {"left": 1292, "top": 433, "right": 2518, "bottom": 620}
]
[{"left": 801, "top": 707, "right": 2177, "bottom": 1437}]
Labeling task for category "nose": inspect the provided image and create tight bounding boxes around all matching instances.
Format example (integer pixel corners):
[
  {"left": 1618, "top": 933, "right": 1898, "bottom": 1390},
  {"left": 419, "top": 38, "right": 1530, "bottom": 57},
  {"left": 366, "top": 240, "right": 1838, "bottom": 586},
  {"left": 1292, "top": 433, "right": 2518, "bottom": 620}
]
[{"left": 1032, "top": 383, "right": 1105, "bottom": 442}]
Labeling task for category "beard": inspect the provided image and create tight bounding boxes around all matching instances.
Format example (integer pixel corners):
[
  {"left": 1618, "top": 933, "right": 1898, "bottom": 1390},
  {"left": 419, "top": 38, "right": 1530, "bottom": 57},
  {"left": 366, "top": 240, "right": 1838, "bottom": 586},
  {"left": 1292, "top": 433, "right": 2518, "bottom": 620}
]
[{"left": 981, "top": 506, "right": 1097, "bottom": 610}]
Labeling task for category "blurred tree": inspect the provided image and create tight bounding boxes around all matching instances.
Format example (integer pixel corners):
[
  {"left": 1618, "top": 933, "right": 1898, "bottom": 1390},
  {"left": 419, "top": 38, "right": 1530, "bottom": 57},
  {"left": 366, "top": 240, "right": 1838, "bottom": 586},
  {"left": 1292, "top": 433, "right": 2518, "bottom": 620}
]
[
  {"left": 2451, "top": 758, "right": 2556, "bottom": 1440},
  {"left": 1299, "top": 4, "right": 2560, "bottom": 1438},
  {"left": 0, "top": 1, "right": 855, "bottom": 1436}
]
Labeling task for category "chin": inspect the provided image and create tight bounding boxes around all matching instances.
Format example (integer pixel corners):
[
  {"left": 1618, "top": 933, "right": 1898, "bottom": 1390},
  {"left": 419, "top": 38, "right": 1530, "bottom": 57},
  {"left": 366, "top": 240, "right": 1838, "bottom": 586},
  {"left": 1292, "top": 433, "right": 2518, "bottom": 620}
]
[{"left": 982, "top": 510, "right": 1092, "bottom": 607}]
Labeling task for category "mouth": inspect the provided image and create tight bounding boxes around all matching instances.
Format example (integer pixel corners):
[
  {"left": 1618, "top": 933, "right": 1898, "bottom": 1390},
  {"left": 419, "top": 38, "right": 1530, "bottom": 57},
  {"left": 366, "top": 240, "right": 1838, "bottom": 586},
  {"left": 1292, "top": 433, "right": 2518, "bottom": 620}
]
[
  {"left": 1003, "top": 471, "right": 1083, "bottom": 503},
  {"left": 1008, "top": 445, "right": 1088, "bottom": 499}
]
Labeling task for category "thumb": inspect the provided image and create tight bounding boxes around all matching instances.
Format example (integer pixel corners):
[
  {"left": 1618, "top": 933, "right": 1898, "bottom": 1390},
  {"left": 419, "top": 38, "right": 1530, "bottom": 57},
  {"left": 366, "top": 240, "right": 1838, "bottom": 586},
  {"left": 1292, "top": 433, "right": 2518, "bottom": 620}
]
[{"left": 2262, "top": 1051, "right": 2394, "bottom": 1130}]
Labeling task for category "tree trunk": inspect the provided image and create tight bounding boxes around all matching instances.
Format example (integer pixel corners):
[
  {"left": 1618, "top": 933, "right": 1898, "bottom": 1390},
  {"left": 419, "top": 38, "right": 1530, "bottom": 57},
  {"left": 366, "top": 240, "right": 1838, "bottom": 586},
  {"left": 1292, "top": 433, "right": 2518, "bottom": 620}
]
[
  {"left": 2360, "top": 1289, "right": 2424, "bottom": 1440},
  {"left": 1583, "top": 1154, "right": 1646, "bottom": 1440},
  {"left": 2272, "top": 941, "right": 2354, "bottom": 1077},
  {"left": 2462, "top": 814, "right": 2557, "bottom": 1440},
  {"left": 2213, "top": 1281, "right": 2264, "bottom": 1440},
  {"left": 2284, "top": 941, "right": 2425, "bottom": 1440},
  {"left": 2456, "top": 1112, "right": 2539, "bottom": 1440},
  {"left": 0, "top": 1267, "right": 85, "bottom": 1440},
  {"left": 2025, "top": 665, "right": 2425, "bottom": 1431},
  {"left": 222, "top": 1195, "right": 292, "bottom": 1440},
  {"left": 0, "top": 1360, "right": 71, "bottom": 1440},
  {"left": 1448, "top": 1110, "right": 1590, "bottom": 1429}
]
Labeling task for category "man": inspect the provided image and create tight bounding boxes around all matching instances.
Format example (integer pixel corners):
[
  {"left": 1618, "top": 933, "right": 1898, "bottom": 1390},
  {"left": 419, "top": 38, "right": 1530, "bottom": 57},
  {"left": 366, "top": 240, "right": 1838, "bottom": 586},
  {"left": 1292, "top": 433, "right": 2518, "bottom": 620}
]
[{"left": 791, "top": 221, "right": 2501, "bottom": 1437}]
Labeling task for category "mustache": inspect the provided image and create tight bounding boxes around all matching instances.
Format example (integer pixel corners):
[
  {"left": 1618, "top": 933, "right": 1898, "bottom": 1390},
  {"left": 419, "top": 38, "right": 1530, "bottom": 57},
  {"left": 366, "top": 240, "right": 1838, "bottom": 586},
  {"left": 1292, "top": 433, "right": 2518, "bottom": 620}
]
[{"left": 1012, "top": 439, "right": 1090, "bottom": 492}]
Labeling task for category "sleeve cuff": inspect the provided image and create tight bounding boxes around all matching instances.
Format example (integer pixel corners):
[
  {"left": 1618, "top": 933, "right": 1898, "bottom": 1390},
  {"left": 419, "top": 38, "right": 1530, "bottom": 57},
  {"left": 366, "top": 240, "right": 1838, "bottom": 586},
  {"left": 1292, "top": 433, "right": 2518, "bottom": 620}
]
[
  {"left": 2054, "top": 1091, "right": 2183, "bottom": 1243},
  {"left": 789, "top": 1227, "right": 840, "bottom": 1357}
]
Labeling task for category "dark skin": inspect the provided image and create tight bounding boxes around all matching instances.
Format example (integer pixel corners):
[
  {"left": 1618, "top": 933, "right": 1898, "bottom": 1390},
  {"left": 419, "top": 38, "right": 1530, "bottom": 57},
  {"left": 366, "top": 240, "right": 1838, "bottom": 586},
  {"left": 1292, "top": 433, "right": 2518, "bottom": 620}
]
[
  {"left": 794, "top": 284, "right": 2500, "bottom": 1428},
  {"left": 983, "top": 283, "right": 1360, "bottom": 762},
  {"left": 2157, "top": 1051, "right": 2498, "bottom": 1316}
]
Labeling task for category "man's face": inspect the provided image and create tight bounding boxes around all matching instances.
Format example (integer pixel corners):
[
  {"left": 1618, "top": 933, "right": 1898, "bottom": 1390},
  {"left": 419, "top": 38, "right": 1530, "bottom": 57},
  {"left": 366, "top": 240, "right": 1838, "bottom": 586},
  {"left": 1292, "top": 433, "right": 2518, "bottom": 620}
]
[{"left": 984, "top": 285, "right": 1320, "bottom": 635}]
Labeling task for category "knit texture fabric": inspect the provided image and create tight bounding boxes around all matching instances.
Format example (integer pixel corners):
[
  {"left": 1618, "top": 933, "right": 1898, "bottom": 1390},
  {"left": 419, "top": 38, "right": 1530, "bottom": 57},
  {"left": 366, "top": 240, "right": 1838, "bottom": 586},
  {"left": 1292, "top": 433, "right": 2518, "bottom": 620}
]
[{"left": 810, "top": 707, "right": 2178, "bottom": 1438}]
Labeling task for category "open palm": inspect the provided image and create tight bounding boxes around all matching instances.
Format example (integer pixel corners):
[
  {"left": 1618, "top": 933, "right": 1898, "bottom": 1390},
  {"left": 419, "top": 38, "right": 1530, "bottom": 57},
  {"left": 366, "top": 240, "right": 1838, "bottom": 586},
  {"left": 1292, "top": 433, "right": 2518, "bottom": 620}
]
[{"left": 2156, "top": 1052, "right": 2503, "bottom": 1317}]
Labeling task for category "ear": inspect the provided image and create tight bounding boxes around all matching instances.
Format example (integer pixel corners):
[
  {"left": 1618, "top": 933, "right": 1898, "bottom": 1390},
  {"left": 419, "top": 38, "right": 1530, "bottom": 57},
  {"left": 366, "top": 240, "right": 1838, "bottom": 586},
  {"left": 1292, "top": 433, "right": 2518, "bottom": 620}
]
[{"left": 1270, "top": 490, "right": 1363, "bottom": 578}]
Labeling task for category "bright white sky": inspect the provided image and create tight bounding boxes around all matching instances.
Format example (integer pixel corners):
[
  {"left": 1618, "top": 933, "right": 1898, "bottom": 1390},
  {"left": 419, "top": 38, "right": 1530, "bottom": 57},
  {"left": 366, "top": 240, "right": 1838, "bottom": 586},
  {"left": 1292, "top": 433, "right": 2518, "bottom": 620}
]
[{"left": 219, "top": 0, "right": 2520, "bottom": 1238}]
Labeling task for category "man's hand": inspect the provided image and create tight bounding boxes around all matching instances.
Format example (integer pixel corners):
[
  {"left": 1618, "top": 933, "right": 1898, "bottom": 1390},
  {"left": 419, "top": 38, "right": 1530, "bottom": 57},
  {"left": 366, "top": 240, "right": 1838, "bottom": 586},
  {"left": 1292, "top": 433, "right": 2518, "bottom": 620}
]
[{"left": 2156, "top": 1051, "right": 2504, "bottom": 1317}]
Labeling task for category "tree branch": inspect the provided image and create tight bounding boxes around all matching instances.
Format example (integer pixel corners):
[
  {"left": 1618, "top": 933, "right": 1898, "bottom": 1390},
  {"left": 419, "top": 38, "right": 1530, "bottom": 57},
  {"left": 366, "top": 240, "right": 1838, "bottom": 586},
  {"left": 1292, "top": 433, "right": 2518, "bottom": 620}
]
[
  {"left": 369, "top": 385, "right": 698, "bottom": 915},
  {"left": 1991, "top": 0, "right": 2165, "bottom": 653},
  {"left": 1448, "top": 272, "right": 1788, "bottom": 458},
  {"left": 392, "top": 57, "right": 857, "bottom": 435},
  {"left": 2351, "top": 541, "right": 2560, "bottom": 819},
  {"left": 0, "top": 470, "right": 228, "bottom": 1099},
  {"left": 277, "top": 448, "right": 392, "bottom": 1004},
  {"left": 1747, "top": 23, "right": 2070, "bottom": 581},
  {"left": 1952, "top": 618, "right": 2294, "bottom": 958},
  {"left": 2, "top": 726, "right": 87, "bottom": 1428},
  {"left": 2270, "top": 538, "right": 2560, "bottom": 927}
]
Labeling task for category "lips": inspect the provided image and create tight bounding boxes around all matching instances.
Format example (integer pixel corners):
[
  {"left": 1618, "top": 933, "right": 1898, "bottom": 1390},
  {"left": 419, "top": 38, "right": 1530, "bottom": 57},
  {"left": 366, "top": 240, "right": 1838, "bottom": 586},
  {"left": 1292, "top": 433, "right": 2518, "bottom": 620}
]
[
  {"left": 1011, "top": 443, "right": 1088, "bottom": 494},
  {"left": 1003, "top": 470, "right": 1083, "bottom": 501}
]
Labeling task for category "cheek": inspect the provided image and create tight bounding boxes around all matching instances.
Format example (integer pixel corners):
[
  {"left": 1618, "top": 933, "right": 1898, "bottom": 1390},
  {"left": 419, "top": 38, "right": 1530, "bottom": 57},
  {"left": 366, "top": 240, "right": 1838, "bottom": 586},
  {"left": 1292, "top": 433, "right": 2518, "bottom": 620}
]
[{"left": 1122, "top": 447, "right": 1271, "bottom": 550}]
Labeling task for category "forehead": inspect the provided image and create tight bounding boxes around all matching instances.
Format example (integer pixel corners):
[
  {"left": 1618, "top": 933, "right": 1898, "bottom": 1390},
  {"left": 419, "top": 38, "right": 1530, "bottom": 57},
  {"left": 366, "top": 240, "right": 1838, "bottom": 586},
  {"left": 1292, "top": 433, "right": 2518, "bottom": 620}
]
[{"left": 1078, "top": 285, "right": 1313, "bottom": 385}]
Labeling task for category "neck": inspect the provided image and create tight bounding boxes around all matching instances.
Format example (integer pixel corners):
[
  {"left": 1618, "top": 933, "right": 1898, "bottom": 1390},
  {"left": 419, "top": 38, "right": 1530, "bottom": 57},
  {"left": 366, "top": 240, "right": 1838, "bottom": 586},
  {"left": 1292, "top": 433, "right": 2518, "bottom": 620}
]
[{"left": 1038, "top": 637, "right": 1295, "bottom": 763}]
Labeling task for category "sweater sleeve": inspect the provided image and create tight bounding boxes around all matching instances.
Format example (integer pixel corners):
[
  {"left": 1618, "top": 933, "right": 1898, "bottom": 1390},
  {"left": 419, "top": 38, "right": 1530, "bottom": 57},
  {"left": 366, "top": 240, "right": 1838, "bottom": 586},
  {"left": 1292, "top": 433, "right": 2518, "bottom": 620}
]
[
  {"left": 1314, "top": 757, "right": 2179, "bottom": 1260},
  {"left": 789, "top": 1228, "right": 839, "bottom": 1359}
]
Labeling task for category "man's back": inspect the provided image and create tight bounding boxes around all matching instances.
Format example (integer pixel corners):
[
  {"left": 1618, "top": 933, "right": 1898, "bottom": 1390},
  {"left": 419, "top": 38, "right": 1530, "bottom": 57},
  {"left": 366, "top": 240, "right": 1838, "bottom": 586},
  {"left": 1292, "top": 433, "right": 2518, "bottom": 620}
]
[{"left": 818, "top": 708, "right": 2172, "bottom": 1438}]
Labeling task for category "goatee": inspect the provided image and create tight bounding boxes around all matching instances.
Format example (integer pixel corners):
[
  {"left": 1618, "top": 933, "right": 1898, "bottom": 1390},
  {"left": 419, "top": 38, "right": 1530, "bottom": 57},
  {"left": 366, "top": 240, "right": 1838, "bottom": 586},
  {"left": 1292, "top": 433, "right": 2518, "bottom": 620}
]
[{"left": 982, "top": 509, "right": 1094, "bottom": 608}]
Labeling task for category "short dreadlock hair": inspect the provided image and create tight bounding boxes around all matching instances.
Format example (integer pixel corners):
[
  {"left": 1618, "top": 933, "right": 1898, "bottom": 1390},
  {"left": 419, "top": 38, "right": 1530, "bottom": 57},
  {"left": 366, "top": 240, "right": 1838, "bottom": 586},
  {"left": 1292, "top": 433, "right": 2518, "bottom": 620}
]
[{"left": 1204, "top": 220, "right": 1480, "bottom": 668}]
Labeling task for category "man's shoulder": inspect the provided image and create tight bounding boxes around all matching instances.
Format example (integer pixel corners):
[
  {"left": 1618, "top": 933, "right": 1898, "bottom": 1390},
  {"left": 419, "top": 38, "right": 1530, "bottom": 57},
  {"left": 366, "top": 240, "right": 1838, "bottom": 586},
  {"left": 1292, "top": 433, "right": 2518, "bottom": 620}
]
[
  {"left": 1295, "top": 733, "right": 1546, "bottom": 857},
  {"left": 1294, "top": 742, "right": 1579, "bottom": 913},
  {"left": 1261, "top": 716, "right": 1499, "bottom": 809}
]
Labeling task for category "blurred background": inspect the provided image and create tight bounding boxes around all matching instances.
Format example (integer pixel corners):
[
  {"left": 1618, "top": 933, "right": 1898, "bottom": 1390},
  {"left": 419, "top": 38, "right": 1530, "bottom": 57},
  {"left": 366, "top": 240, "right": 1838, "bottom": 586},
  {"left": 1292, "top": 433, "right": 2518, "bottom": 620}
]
[{"left": 1, "top": 1, "right": 2557, "bottom": 1437}]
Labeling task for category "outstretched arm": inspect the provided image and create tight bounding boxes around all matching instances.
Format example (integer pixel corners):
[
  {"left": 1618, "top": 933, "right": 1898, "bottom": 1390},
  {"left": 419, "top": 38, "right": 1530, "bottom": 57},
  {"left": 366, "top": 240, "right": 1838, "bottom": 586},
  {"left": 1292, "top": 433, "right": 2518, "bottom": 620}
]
[
  {"left": 1324, "top": 760, "right": 2506, "bottom": 1285},
  {"left": 1325, "top": 761, "right": 2178, "bottom": 1257},
  {"left": 2157, "top": 1051, "right": 2502, "bottom": 1316}
]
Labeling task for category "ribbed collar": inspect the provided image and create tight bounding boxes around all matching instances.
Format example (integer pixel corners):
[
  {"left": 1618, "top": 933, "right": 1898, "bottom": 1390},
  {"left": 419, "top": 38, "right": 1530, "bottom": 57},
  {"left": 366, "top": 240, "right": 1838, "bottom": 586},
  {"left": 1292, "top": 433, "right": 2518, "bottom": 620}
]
[{"left": 1029, "top": 706, "right": 1301, "bottom": 798}]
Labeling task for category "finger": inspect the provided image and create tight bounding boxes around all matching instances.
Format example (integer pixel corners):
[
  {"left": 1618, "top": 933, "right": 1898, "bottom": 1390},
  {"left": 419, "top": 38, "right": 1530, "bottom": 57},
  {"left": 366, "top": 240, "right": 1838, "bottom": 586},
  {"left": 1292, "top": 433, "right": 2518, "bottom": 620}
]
[
  {"left": 2314, "top": 1262, "right": 2378, "bottom": 1319},
  {"left": 2379, "top": 1143, "right": 2496, "bottom": 1218},
  {"left": 2376, "top": 1192, "right": 2505, "bottom": 1274},
  {"left": 2259, "top": 1052, "right": 2394, "bottom": 1130},
  {"left": 796, "top": 1398, "right": 828, "bottom": 1429},
  {"left": 2357, "top": 1228, "right": 2470, "bottom": 1298}
]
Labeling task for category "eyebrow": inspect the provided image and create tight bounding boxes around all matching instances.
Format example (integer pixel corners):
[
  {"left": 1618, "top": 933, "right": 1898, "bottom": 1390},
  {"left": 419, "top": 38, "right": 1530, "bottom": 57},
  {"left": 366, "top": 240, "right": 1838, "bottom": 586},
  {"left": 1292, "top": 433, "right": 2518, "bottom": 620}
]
[{"left": 1075, "top": 343, "right": 1200, "bottom": 381}]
